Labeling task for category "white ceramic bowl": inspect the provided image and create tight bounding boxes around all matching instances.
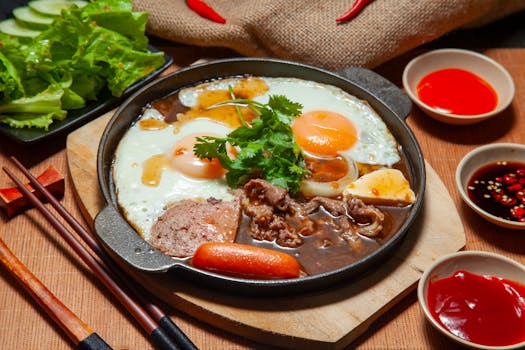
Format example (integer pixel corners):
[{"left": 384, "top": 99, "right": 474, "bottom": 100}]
[
  {"left": 402, "top": 49, "right": 515, "bottom": 125},
  {"left": 456, "top": 143, "right": 525, "bottom": 230},
  {"left": 418, "top": 251, "right": 525, "bottom": 349}
]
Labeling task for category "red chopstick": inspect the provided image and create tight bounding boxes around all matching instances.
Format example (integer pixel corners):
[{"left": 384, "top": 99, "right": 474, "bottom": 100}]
[
  {"left": 0, "top": 236, "right": 113, "bottom": 350},
  {"left": 3, "top": 158, "right": 197, "bottom": 350}
]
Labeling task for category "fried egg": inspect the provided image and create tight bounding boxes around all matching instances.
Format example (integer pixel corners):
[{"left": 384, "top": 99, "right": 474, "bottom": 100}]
[
  {"left": 113, "top": 108, "right": 234, "bottom": 239},
  {"left": 262, "top": 78, "right": 399, "bottom": 166}
]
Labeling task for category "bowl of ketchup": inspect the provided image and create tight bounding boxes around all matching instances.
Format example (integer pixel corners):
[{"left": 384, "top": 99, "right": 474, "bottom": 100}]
[
  {"left": 418, "top": 251, "right": 525, "bottom": 349},
  {"left": 403, "top": 49, "right": 515, "bottom": 125}
]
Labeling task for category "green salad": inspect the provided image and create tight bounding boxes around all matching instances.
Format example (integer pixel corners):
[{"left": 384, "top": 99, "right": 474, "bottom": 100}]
[{"left": 0, "top": 0, "right": 165, "bottom": 130}]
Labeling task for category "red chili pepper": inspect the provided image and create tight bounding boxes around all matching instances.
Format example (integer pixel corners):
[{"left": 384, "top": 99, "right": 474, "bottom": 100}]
[
  {"left": 503, "top": 174, "right": 517, "bottom": 184},
  {"left": 336, "top": 0, "right": 373, "bottom": 23},
  {"left": 508, "top": 183, "right": 523, "bottom": 192},
  {"left": 187, "top": 0, "right": 226, "bottom": 24}
]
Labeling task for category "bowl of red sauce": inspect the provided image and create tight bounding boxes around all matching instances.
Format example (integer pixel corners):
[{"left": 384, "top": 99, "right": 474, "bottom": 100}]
[
  {"left": 403, "top": 49, "right": 515, "bottom": 125},
  {"left": 456, "top": 143, "right": 525, "bottom": 230},
  {"left": 418, "top": 251, "right": 525, "bottom": 349}
]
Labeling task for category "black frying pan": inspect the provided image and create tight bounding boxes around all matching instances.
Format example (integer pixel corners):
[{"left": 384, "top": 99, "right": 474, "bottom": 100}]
[{"left": 94, "top": 58, "right": 425, "bottom": 295}]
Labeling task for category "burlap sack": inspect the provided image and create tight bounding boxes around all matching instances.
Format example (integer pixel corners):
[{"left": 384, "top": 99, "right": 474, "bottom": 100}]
[{"left": 133, "top": 0, "right": 525, "bottom": 70}]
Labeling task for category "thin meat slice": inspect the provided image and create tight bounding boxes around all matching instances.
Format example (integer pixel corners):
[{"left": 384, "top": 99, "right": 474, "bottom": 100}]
[{"left": 346, "top": 197, "right": 384, "bottom": 237}]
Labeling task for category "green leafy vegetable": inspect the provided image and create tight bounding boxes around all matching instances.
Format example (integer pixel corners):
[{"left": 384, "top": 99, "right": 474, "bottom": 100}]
[
  {"left": 0, "top": 85, "right": 66, "bottom": 129},
  {"left": 0, "top": 0, "right": 165, "bottom": 130},
  {"left": 194, "top": 94, "right": 309, "bottom": 193},
  {"left": 82, "top": 0, "right": 149, "bottom": 50},
  {"left": 0, "top": 51, "right": 24, "bottom": 102}
]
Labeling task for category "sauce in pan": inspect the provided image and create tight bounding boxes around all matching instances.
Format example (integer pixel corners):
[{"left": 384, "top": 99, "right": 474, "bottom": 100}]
[{"left": 235, "top": 204, "right": 412, "bottom": 275}]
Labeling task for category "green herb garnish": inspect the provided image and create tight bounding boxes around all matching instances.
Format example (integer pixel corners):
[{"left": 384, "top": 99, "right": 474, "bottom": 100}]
[{"left": 193, "top": 94, "right": 309, "bottom": 193}]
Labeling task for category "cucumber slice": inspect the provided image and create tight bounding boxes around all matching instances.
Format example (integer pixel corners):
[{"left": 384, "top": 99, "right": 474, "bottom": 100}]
[
  {"left": 0, "top": 18, "right": 41, "bottom": 38},
  {"left": 29, "top": 0, "right": 89, "bottom": 17},
  {"left": 13, "top": 6, "right": 54, "bottom": 31}
]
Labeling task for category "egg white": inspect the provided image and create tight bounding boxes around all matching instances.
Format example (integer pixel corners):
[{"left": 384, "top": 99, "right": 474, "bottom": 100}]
[{"left": 113, "top": 112, "right": 234, "bottom": 240}]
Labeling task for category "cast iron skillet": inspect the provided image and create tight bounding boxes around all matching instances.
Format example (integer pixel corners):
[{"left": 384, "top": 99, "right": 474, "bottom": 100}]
[{"left": 95, "top": 58, "right": 425, "bottom": 295}]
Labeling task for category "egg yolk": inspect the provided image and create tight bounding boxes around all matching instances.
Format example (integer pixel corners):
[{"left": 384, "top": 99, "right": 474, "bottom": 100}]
[
  {"left": 170, "top": 133, "right": 225, "bottom": 179},
  {"left": 292, "top": 111, "right": 357, "bottom": 156}
]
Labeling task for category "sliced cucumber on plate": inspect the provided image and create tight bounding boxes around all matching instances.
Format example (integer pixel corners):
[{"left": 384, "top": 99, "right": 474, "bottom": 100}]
[
  {"left": 29, "top": 0, "right": 89, "bottom": 17},
  {"left": 0, "top": 0, "right": 89, "bottom": 38},
  {"left": 13, "top": 6, "right": 54, "bottom": 31},
  {"left": 0, "top": 18, "right": 41, "bottom": 38}
]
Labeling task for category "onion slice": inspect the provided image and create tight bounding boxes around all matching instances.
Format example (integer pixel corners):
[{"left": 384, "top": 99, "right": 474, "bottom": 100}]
[{"left": 299, "top": 154, "right": 358, "bottom": 197}]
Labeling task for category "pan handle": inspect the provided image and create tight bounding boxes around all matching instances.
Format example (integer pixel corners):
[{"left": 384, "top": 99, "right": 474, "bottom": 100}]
[
  {"left": 335, "top": 67, "right": 412, "bottom": 120},
  {"left": 94, "top": 205, "right": 177, "bottom": 272}
]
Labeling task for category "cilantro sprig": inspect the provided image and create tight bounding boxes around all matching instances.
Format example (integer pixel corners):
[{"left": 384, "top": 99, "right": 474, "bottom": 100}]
[{"left": 193, "top": 94, "right": 309, "bottom": 193}]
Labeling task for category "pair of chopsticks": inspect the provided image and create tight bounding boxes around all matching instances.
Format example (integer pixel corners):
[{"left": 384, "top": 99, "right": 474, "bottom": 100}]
[
  {"left": 0, "top": 237, "right": 113, "bottom": 350},
  {"left": 2, "top": 156, "right": 198, "bottom": 350}
]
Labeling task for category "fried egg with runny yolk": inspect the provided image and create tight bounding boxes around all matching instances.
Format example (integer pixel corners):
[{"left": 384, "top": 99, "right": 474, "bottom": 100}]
[
  {"left": 113, "top": 108, "right": 235, "bottom": 240},
  {"left": 261, "top": 78, "right": 400, "bottom": 197}
]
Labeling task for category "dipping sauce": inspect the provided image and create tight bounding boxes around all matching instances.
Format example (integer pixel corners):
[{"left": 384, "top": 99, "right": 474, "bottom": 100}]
[
  {"left": 427, "top": 270, "right": 525, "bottom": 346},
  {"left": 467, "top": 161, "right": 525, "bottom": 222},
  {"left": 417, "top": 68, "right": 497, "bottom": 115}
]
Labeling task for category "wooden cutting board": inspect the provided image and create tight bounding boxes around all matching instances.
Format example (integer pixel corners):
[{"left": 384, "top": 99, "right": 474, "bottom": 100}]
[{"left": 66, "top": 111, "right": 465, "bottom": 350}]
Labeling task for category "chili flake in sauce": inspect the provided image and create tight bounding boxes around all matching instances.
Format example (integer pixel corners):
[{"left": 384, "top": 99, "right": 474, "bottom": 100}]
[{"left": 467, "top": 161, "right": 525, "bottom": 222}]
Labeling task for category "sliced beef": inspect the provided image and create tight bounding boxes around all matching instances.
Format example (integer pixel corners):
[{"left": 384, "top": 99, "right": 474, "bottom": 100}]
[
  {"left": 147, "top": 197, "right": 241, "bottom": 258},
  {"left": 346, "top": 197, "right": 384, "bottom": 237},
  {"left": 240, "top": 179, "right": 385, "bottom": 248},
  {"left": 241, "top": 179, "right": 303, "bottom": 247},
  {"left": 243, "top": 178, "right": 291, "bottom": 211},
  {"left": 301, "top": 196, "right": 347, "bottom": 216}
]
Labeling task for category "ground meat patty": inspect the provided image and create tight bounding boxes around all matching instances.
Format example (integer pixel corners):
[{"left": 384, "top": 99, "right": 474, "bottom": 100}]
[{"left": 147, "top": 198, "right": 241, "bottom": 258}]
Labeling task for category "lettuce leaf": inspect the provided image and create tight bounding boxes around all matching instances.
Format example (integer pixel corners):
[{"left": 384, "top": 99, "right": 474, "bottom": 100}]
[
  {"left": 82, "top": 24, "right": 165, "bottom": 96},
  {"left": 0, "top": 0, "right": 165, "bottom": 130},
  {"left": 0, "top": 34, "right": 26, "bottom": 102},
  {"left": 82, "top": 0, "right": 149, "bottom": 50},
  {"left": 0, "top": 111, "right": 65, "bottom": 130},
  {"left": 0, "top": 52, "right": 24, "bottom": 102},
  {"left": 0, "top": 85, "right": 66, "bottom": 130}
]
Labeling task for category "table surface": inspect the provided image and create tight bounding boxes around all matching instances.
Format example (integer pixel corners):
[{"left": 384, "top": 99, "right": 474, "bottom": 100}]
[{"left": 1, "top": 15, "right": 525, "bottom": 350}]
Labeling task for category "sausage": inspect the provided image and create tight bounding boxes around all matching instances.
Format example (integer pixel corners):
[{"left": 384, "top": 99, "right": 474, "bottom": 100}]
[{"left": 191, "top": 242, "right": 301, "bottom": 279}]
